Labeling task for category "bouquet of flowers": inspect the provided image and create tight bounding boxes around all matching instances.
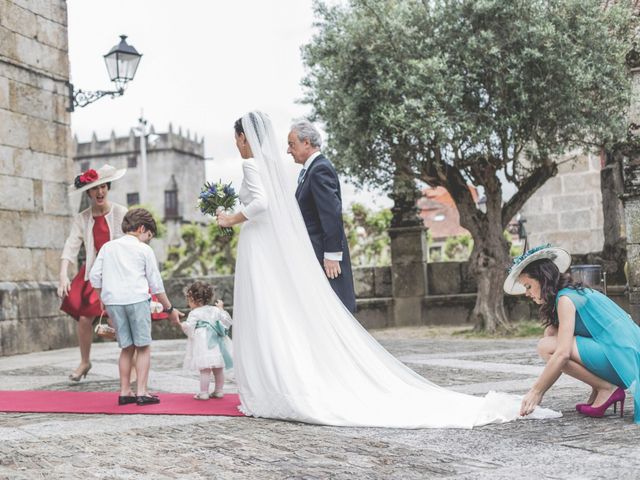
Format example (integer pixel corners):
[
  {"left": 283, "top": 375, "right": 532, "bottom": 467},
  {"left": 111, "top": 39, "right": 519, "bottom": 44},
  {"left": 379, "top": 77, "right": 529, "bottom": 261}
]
[{"left": 198, "top": 180, "right": 239, "bottom": 236}]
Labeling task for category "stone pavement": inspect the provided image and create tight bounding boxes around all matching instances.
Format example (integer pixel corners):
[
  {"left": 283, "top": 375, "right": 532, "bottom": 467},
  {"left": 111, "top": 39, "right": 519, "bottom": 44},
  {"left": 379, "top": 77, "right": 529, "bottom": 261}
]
[{"left": 0, "top": 327, "right": 638, "bottom": 479}]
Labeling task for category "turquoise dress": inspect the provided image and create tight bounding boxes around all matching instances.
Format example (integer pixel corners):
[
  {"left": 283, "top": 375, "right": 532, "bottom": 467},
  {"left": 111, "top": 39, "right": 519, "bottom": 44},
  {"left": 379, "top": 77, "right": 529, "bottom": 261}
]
[{"left": 558, "top": 288, "right": 640, "bottom": 423}]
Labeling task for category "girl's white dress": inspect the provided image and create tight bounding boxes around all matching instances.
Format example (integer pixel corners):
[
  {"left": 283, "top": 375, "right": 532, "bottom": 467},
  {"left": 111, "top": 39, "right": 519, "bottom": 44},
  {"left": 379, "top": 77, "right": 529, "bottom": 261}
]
[{"left": 181, "top": 306, "right": 233, "bottom": 371}]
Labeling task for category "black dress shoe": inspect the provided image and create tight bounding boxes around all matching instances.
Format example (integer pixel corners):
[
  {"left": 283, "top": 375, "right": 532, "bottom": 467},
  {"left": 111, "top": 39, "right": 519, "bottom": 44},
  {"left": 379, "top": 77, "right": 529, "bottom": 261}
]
[
  {"left": 136, "top": 394, "right": 160, "bottom": 406},
  {"left": 118, "top": 395, "right": 137, "bottom": 405}
]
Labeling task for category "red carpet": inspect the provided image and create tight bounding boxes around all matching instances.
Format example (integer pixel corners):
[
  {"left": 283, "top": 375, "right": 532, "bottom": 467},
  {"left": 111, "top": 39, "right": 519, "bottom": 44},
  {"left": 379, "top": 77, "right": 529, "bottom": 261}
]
[{"left": 0, "top": 391, "right": 246, "bottom": 416}]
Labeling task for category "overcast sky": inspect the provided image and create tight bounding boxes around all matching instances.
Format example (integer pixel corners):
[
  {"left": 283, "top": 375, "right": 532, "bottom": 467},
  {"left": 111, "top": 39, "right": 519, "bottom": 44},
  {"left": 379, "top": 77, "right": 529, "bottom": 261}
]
[{"left": 67, "top": 0, "right": 392, "bottom": 209}]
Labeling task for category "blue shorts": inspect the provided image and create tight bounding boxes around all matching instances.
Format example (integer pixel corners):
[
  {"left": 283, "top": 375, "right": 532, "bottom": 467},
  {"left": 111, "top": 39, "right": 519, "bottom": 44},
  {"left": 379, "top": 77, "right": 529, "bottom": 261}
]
[{"left": 106, "top": 300, "right": 152, "bottom": 348}]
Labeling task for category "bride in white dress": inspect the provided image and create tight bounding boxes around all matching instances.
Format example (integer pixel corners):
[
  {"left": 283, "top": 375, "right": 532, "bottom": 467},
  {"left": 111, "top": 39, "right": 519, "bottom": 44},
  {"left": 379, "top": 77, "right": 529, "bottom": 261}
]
[{"left": 216, "top": 111, "right": 559, "bottom": 428}]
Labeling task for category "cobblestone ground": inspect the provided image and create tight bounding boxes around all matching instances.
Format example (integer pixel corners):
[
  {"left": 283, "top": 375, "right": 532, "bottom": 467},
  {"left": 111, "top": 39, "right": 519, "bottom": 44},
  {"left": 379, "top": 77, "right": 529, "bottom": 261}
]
[{"left": 0, "top": 327, "right": 638, "bottom": 479}]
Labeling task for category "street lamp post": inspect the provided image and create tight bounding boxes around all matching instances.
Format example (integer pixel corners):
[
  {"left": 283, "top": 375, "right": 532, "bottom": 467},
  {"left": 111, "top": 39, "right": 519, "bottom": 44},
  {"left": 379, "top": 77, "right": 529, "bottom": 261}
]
[
  {"left": 138, "top": 116, "right": 149, "bottom": 204},
  {"left": 134, "top": 115, "right": 160, "bottom": 205},
  {"left": 67, "top": 35, "right": 142, "bottom": 112}
]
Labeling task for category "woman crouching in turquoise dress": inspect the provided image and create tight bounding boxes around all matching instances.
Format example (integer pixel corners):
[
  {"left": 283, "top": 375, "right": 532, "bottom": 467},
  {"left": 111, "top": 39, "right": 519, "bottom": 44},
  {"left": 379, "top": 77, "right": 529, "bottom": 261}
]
[{"left": 504, "top": 245, "right": 640, "bottom": 423}]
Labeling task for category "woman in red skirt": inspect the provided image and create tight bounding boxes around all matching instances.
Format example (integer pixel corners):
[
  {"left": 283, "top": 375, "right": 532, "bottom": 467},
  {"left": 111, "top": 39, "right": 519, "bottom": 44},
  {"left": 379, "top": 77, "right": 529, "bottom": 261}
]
[{"left": 58, "top": 165, "right": 127, "bottom": 381}]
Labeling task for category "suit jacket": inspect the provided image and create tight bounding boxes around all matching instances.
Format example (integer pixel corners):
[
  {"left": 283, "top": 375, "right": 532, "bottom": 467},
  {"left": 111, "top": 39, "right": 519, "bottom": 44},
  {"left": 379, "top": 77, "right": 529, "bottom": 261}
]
[{"left": 295, "top": 154, "right": 356, "bottom": 313}]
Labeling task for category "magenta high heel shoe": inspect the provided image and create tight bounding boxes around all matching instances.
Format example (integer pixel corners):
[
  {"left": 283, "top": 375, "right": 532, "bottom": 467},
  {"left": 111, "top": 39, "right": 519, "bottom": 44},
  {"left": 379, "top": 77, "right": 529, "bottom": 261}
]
[
  {"left": 575, "top": 402, "right": 592, "bottom": 413},
  {"left": 579, "top": 387, "right": 625, "bottom": 418},
  {"left": 575, "top": 393, "right": 596, "bottom": 412}
]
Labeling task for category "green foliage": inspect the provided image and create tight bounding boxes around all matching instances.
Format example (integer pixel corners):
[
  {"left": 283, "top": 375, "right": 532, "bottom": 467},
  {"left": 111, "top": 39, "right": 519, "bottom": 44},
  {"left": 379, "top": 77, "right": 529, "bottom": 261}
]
[
  {"left": 303, "top": 0, "right": 635, "bottom": 329},
  {"left": 444, "top": 234, "right": 473, "bottom": 261},
  {"left": 505, "top": 230, "right": 525, "bottom": 258},
  {"left": 426, "top": 234, "right": 474, "bottom": 262},
  {"left": 343, "top": 203, "right": 392, "bottom": 266},
  {"left": 428, "top": 230, "right": 522, "bottom": 261},
  {"left": 428, "top": 248, "right": 443, "bottom": 262},
  {"left": 162, "top": 222, "right": 239, "bottom": 278},
  {"left": 303, "top": 0, "right": 634, "bottom": 192}
]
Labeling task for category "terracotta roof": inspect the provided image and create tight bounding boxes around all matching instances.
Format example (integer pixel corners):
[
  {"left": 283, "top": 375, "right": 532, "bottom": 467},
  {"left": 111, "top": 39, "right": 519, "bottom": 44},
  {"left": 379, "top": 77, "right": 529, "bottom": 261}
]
[{"left": 417, "top": 186, "right": 478, "bottom": 241}]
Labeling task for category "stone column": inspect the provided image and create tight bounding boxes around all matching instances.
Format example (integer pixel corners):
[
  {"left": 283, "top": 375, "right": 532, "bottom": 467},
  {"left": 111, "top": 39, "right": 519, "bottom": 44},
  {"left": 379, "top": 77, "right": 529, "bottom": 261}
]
[
  {"left": 622, "top": 67, "right": 640, "bottom": 323},
  {"left": 388, "top": 225, "right": 428, "bottom": 326},
  {"left": 622, "top": 158, "right": 640, "bottom": 322},
  {"left": 387, "top": 154, "right": 427, "bottom": 327},
  {"left": 1, "top": 1, "right": 75, "bottom": 355},
  {"left": 600, "top": 150, "right": 627, "bottom": 285}
]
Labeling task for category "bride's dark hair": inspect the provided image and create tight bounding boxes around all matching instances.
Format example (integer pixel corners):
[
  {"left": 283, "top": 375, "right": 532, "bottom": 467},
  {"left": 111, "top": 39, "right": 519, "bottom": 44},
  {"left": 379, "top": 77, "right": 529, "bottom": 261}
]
[
  {"left": 234, "top": 113, "right": 263, "bottom": 145},
  {"left": 234, "top": 118, "right": 244, "bottom": 136},
  {"left": 521, "top": 259, "right": 583, "bottom": 327}
]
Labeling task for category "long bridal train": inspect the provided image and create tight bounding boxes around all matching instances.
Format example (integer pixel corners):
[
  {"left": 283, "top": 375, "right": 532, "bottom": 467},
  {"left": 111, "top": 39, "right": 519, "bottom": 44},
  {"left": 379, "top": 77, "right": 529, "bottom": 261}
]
[{"left": 231, "top": 111, "right": 561, "bottom": 428}]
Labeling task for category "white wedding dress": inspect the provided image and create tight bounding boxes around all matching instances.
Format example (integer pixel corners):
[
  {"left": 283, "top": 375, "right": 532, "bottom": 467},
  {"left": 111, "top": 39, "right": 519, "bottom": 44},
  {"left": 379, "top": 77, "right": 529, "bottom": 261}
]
[{"left": 232, "top": 112, "right": 560, "bottom": 428}]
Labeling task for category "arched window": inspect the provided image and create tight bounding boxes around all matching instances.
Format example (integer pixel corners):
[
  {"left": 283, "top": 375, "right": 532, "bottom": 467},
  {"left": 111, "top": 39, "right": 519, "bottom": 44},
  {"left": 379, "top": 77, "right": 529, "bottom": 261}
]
[{"left": 164, "top": 174, "right": 179, "bottom": 219}]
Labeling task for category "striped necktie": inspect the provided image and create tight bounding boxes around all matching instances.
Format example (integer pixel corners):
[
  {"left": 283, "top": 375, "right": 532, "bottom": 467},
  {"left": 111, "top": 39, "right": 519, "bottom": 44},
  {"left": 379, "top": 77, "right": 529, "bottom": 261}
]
[{"left": 297, "top": 168, "right": 307, "bottom": 185}]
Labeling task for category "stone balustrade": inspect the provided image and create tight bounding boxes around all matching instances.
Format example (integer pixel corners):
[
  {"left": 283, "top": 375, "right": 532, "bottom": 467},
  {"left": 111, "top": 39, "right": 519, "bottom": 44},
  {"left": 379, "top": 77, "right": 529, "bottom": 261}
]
[{"left": 0, "top": 262, "right": 563, "bottom": 356}]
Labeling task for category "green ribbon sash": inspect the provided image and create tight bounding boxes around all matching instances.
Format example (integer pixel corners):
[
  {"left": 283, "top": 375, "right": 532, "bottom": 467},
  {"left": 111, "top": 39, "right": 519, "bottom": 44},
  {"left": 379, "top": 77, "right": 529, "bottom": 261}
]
[{"left": 195, "top": 320, "right": 233, "bottom": 369}]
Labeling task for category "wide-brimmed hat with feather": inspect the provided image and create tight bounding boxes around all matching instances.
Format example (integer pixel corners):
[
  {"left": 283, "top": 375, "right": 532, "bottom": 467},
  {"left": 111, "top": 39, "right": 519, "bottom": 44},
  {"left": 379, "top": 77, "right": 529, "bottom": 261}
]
[{"left": 503, "top": 244, "right": 571, "bottom": 295}]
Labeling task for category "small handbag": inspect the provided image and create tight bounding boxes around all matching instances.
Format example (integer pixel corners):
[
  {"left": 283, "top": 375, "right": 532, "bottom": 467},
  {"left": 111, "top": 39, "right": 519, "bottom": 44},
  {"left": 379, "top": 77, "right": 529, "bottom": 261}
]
[{"left": 94, "top": 311, "right": 116, "bottom": 341}]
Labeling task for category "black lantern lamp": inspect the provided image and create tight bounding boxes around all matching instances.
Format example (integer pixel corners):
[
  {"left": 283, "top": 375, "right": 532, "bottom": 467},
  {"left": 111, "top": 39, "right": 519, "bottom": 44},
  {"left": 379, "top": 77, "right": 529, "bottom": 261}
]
[{"left": 67, "top": 35, "right": 142, "bottom": 112}]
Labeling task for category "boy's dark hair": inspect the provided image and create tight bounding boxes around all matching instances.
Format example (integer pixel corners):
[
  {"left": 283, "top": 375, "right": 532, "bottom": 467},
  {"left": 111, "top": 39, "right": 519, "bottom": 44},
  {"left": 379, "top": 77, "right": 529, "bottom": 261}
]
[
  {"left": 185, "top": 281, "right": 214, "bottom": 306},
  {"left": 122, "top": 208, "right": 157, "bottom": 235}
]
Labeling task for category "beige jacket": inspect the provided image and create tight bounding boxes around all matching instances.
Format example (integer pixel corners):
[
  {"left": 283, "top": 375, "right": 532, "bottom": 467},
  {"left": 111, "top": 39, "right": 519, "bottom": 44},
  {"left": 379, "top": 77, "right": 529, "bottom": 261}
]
[{"left": 61, "top": 203, "right": 128, "bottom": 280}]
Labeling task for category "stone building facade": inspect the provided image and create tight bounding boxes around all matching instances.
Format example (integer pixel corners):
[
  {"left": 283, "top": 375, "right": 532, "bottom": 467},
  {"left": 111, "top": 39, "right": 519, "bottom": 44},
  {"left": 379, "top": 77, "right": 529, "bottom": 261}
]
[
  {"left": 520, "top": 151, "right": 604, "bottom": 254},
  {"left": 73, "top": 127, "right": 207, "bottom": 260},
  {"left": 0, "top": 0, "right": 76, "bottom": 354},
  {"left": 0, "top": 0, "right": 72, "bottom": 281}
]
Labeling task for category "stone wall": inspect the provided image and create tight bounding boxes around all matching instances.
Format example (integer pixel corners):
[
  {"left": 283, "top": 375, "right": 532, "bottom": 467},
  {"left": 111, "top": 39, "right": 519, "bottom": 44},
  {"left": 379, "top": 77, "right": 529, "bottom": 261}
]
[
  {"left": 2, "top": 260, "right": 632, "bottom": 356},
  {"left": 0, "top": 269, "right": 394, "bottom": 355},
  {"left": 152, "top": 267, "right": 395, "bottom": 339},
  {"left": 0, "top": 281, "right": 75, "bottom": 356},
  {"left": 520, "top": 151, "right": 604, "bottom": 254},
  {"left": 0, "top": 0, "right": 73, "bottom": 282},
  {"left": 424, "top": 260, "right": 631, "bottom": 323}
]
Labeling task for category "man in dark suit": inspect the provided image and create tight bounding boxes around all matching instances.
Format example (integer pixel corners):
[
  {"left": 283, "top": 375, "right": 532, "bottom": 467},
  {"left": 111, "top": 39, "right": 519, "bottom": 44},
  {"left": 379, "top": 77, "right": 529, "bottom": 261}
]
[{"left": 288, "top": 120, "right": 357, "bottom": 313}]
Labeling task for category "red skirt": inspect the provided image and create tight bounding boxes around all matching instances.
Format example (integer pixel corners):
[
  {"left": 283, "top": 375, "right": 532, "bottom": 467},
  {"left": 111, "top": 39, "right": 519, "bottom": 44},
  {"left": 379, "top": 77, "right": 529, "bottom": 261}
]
[
  {"left": 60, "top": 265, "right": 169, "bottom": 321},
  {"left": 60, "top": 266, "right": 102, "bottom": 320}
]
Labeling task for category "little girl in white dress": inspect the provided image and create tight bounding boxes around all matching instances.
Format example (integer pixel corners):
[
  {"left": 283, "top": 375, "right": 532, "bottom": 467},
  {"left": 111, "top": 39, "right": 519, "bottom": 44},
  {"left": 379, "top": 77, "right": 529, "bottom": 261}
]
[{"left": 179, "top": 281, "right": 233, "bottom": 400}]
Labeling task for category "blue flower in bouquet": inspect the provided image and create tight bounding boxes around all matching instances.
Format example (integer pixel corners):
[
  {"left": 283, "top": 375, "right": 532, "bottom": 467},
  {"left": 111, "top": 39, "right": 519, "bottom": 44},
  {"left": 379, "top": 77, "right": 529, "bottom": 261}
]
[
  {"left": 198, "top": 180, "right": 239, "bottom": 236},
  {"left": 199, "top": 184, "right": 217, "bottom": 200},
  {"left": 223, "top": 184, "right": 236, "bottom": 197}
]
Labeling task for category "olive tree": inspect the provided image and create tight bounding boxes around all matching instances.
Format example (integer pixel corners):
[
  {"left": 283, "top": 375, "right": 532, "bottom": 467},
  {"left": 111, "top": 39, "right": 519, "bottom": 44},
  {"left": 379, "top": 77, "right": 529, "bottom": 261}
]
[{"left": 302, "top": 0, "right": 634, "bottom": 331}]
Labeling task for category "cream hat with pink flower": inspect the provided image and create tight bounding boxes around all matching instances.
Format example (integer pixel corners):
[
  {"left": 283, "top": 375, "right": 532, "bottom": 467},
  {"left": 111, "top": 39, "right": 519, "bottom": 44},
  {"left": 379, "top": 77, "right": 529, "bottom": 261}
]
[{"left": 68, "top": 164, "right": 126, "bottom": 195}]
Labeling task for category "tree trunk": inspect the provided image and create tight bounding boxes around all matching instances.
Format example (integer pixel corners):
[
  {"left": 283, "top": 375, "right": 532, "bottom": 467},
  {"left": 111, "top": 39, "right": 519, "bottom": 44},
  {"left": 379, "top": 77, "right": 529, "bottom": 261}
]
[{"left": 467, "top": 222, "right": 512, "bottom": 333}]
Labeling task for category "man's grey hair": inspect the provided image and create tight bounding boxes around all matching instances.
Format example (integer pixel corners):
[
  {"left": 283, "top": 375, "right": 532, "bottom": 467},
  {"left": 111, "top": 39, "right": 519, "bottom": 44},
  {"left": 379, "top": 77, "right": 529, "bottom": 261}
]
[{"left": 291, "top": 120, "right": 322, "bottom": 148}]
